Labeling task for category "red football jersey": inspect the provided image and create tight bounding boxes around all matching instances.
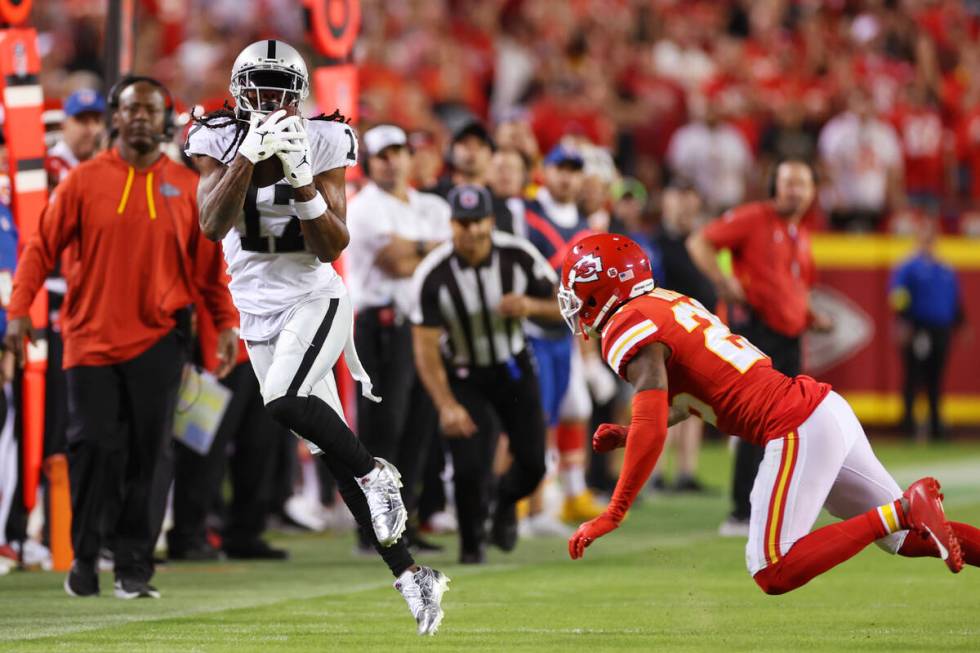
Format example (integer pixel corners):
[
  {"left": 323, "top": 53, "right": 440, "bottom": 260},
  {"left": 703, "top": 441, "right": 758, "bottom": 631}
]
[{"left": 601, "top": 288, "right": 831, "bottom": 446}]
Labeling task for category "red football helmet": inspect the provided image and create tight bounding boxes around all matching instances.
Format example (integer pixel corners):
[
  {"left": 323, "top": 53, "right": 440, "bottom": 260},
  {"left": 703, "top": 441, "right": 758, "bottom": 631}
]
[{"left": 558, "top": 233, "right": 655, "bottom": 337}]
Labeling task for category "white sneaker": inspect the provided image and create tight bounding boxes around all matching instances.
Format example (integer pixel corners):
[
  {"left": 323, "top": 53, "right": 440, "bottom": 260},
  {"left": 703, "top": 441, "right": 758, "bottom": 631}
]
[
  {"left": 395, "top": 566, "right": 450, "bottom": 635},
  {"left": 424, "top": 510, "right": 458, "bottom": 535},
  {"left": 522, "top": 513, "right": 573, "bottom": 538},
  {"left": 319, "top": 502, "right": 357, "bottom": 532},
  {"left": 11, "top": 539, "right": 51, "bottom": 568},
  {"left": 284, "top": 494, "right": 329, "bottom": 532},
  {"left": 718, "top": 516, "right": 751, "bottom": 538},
  {"left": 358, "top": 458, "right": 407, "bottom": 547}
]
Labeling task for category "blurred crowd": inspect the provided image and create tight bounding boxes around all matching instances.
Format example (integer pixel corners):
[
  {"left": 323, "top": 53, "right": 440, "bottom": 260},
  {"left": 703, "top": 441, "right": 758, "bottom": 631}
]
[
  {"left": 1, "top": 0, "right": 971, "bottom": 573},
  {"left": 34, "top": 0, "right": 980, "bottom": 233}
]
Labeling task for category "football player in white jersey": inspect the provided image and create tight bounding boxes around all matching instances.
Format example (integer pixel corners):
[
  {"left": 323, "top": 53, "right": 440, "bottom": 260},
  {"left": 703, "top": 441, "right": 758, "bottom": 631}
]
[{"left": 185, "top": 40, "right": 448, "bottom": 635}]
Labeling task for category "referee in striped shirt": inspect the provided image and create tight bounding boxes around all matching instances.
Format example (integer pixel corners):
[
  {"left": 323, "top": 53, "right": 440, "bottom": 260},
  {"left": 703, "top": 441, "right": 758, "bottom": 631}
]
[{"left": 411, "top": 185, "right": 555, "bottom": 564}]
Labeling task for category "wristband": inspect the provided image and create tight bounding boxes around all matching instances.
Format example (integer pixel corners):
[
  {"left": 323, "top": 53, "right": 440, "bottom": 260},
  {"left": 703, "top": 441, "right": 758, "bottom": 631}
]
[{"left": 294, "top": 193, "right": 328, "bottom": 221}]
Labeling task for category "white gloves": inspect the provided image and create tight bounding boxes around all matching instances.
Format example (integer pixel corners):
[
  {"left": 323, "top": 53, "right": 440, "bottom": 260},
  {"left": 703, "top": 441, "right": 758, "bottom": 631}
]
[
  {"left": 237, "top": 110, "right": 303, "bottom": 164},
  {"left": 277, "top": 121, "right": 314, "bottom": 188},
  {"left": 584, "top": 353, "right": 618, "bottom": 405}
]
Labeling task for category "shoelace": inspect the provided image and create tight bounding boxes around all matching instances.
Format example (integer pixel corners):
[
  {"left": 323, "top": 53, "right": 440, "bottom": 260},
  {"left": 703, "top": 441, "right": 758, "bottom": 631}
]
[
  {"left": 364, "top": 471, "right": 398, "bottom": 514},
  {"left": 399, "top": 570, "right": 436, "bottom": 617}
]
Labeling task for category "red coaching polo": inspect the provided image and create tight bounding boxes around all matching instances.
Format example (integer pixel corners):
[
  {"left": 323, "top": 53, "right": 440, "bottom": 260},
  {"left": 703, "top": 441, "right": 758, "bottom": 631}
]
[
  {"left": 8, "top": 148, "right": 238, "bottom": 369},
  {"left": 702, "top": 201, "right": 815, "bottom": 337}
]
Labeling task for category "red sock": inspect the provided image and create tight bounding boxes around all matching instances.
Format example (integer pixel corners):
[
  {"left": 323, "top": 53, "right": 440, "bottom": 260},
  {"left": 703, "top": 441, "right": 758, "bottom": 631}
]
[
  {"left": 899, "top": 521, "right": 980, "bottom": 567},
  {"left": 556, "top": 423, "right": 586, "bottom": 454},
  {"left": 754, "top": 507, "right": 887, "bottom": 595}
]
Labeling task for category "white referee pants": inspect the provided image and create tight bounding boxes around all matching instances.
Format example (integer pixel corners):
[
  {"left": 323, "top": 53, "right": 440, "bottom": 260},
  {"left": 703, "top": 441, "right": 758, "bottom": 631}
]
[{"left": 745, "top": 391, "right": 908, "bottom": 576}]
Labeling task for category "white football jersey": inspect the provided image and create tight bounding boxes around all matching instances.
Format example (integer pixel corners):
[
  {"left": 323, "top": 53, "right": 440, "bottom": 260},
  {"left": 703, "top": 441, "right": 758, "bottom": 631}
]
[{"left": 185, "top": 116, "right": 358, "bottom": 340}]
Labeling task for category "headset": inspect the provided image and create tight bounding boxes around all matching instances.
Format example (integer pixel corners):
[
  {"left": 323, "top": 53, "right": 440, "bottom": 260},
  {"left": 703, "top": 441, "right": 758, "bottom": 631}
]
[{"left": 107, "top": 74, "right": 176, "bottom": 141}]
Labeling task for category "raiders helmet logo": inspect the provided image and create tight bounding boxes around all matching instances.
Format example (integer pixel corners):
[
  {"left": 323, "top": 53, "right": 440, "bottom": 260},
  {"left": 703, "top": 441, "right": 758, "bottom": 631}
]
[{"left": 570, "top": 253, "right": 603, "bottom": 283}]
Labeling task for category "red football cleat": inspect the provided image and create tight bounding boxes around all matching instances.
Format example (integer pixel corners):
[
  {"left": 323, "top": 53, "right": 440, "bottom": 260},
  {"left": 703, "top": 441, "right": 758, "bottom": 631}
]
[{"left": 904, "top": 477, "right": 963, "bottom": 573}]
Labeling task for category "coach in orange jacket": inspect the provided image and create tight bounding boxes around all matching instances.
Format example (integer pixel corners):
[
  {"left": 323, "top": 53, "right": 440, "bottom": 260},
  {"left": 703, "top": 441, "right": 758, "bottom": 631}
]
[{"left": 4, "top": 77, "right": 238, "bottom": 599}]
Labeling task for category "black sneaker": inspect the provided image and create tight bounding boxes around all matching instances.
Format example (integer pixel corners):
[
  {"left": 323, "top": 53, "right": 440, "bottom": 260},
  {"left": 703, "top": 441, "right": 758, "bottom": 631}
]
[
  {"left": 490, "top": 502, "right": 518, "bottom": 552},
  {"left": 64, "top": 560, "right": 99, "bottom": 597},
  {"left": 649, "top": 475, "right": 667, "bottom": 492},
  {"left": 671, "top": 475, "right": 708, "bottom": 493},
  {"left": 223, "top": 539, "right": 289, "bottom": 560},
  {"left": 405, "top": 527, "right": 444, "bottom": 553},
  {"left": 114, "top": 577, "right": 161, "bottom": 599},
  {"left": 169, "top": 540, "right": 224, "bottom": 562},
  {"left": 459, "top": 546, "right": 486, "bottom": 564}
]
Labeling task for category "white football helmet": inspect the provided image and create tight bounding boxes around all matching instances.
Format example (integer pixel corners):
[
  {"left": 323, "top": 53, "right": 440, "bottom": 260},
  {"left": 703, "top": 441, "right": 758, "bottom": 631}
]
[{"left": 230, "top": 40, "right": 310, "bottom": 118}]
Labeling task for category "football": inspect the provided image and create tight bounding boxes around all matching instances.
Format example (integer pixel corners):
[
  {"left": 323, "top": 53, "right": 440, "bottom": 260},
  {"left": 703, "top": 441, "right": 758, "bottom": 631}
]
[
  {"left": 251, "top": 105, "right": 299, "bottom": 187},
  {"left": 253, "top": 156, "right": 285, "bottom": 187}
]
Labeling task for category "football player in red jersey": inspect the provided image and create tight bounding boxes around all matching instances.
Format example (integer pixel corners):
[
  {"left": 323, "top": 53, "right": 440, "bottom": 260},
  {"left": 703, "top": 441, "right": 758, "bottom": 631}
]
[{"left": 558, "top": 233, "right": 980, "bottom": 594}]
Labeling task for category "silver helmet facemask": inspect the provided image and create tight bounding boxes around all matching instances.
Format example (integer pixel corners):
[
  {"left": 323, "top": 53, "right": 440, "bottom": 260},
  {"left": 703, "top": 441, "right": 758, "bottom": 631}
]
[{"left": 230, "top": 40, "right": 310, "bottom": 118}]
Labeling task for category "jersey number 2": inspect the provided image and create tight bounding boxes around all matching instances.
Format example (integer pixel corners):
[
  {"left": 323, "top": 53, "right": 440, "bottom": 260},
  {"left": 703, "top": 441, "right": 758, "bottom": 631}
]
[{"left": 651, "top": 288, "right": 766, "bottom": 373}]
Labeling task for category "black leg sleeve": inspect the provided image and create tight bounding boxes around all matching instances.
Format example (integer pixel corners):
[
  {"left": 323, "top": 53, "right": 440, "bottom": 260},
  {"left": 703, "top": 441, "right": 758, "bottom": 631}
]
[
  {"left": 266, "top": 394, "right": 375, "bottom": 477},
  {"left": 317, "top": 452, "right": 415, "bottom": 577}
]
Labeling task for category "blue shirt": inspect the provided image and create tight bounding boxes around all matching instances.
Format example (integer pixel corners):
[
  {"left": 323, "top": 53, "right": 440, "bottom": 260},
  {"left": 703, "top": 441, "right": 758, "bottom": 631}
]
[
  {"left": 889, "top": 253, "right": 961, "bottom": 328},
  {"left": 0, "top": 206, "right": 18, "bottom": 338},
  {"left": 523, "top": 197, "right": 590, "bottom": 340}
]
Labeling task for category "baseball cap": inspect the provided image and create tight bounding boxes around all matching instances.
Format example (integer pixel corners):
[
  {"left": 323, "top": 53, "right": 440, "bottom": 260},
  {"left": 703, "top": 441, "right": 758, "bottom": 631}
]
[
  {"left": 451, "top": 119, "right": 494, "bottom": 149},
  {"left": 665, "top": 176, "right": 697, "bottom": 193},
  {"left": 543, "top": 143, "right": 584, "bottom": 170},
  {"left": 64, "top": 89, "right": 106, "bottom": 117},
  {"left": 611, "top": 177, "right": 648, "bottom": 204},
  {"left": 363, "top": 124, "right": 407, "bottom": 157},
  {"left": 447, "top": 184, "right": 494, "bottom": 221}
]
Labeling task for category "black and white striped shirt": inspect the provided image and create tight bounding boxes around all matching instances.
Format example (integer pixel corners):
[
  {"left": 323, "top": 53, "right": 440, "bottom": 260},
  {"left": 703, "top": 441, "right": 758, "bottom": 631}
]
[{"left": 410, "top": 232, "right": 558, "bottom": 368}]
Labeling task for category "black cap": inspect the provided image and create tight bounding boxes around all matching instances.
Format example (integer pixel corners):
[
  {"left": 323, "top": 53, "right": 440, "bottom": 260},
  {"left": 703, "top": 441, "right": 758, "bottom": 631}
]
[
  {"left": 447, "top": 184, "right": 494, "bottom": 221},
  {"left": 666, "top": 176, "right": 697, "bottom": 193},
  {"left": 451, "top": 119, "right": 494, "bottom": 149}
]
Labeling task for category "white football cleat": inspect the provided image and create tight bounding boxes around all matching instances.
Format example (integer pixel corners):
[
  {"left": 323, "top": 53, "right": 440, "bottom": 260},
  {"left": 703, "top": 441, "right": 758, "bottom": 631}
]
[
  {"left": 358, "top": 458, "right": 408, "bottom": 547},
  {"left": 395, "top": 566, "right": 450, "bottom": 635}
]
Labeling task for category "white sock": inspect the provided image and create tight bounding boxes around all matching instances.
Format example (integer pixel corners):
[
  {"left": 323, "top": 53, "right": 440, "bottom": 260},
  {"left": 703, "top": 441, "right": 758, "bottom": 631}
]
[
  {"left": 560, "top": 465, "right": 587, "bottom": 498},
  {"left": 396, "top": 567, "right": 416, "bottom": 585}
]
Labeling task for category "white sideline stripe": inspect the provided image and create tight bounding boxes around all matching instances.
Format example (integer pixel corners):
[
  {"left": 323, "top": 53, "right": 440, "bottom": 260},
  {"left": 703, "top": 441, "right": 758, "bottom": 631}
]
[
  {"left": 0, "top": 579, "right": 394, "bottom": 642},
  {"left": 889, "top": 458, "right": 980, "bottom": 485},
  {"left": 889, "top": 458, "right": 980, "bottom": 506},
  {"left": 3, "top": 85, "right": 42, "bottom": 108},
  {"left": 2, "top": 530, "right": 719, "bottom": 643},
  {"left": 15, "top": 169, "right": 47, "bottom": 194}
]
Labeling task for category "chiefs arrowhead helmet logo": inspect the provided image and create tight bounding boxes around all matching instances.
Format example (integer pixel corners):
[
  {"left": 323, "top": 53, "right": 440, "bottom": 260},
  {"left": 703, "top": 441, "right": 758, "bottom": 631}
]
[{"left": 570, "top": 253, "right": 603, "bottom": 284}]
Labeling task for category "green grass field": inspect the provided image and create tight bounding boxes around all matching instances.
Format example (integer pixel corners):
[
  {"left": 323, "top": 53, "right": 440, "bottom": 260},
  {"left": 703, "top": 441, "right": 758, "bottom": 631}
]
[{"left": 2, "top": 440, "right": 979, "bottom": 652}]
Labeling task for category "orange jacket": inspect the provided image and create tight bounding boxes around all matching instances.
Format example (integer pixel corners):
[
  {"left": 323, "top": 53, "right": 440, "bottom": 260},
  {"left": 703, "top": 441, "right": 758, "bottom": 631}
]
[{"left": 9, "top": 148, "right": 238, "bottom": 368}]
